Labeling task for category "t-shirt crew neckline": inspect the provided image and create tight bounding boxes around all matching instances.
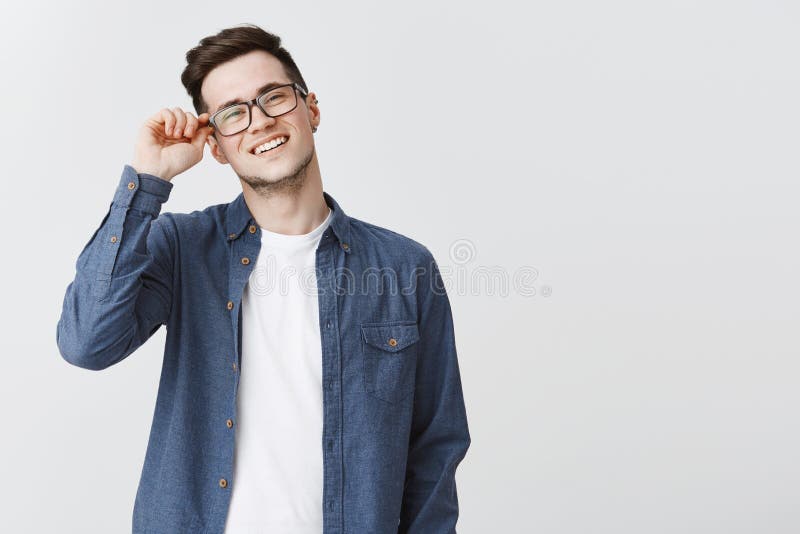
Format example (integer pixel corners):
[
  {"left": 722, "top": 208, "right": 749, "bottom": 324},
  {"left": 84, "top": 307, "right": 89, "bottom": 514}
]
[{"left": 259, "top": 207, "right": 332, "bottom": 247}]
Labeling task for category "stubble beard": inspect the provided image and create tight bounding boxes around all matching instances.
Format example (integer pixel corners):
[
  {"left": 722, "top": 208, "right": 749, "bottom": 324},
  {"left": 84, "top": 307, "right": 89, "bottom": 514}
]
[{"left": 238, "top": 144, "right": 315, "bottom": 200}]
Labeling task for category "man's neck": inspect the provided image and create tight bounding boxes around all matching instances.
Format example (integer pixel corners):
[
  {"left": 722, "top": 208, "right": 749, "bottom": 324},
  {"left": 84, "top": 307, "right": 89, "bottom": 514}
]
[{"left": 240, "top": 164, "right": 329, "bottom": 235}]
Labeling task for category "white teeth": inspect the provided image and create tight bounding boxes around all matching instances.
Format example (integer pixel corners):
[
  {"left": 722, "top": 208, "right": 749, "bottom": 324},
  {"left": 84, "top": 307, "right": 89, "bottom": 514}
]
[{"left": 254, "top": 136, "right": 287, "bottom": 154}]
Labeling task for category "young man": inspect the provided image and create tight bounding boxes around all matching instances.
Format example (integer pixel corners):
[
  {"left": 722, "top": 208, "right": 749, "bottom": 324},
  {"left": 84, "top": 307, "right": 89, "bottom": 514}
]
[{"left": 57, "top": 24, "right": 470, "bottom": 534}]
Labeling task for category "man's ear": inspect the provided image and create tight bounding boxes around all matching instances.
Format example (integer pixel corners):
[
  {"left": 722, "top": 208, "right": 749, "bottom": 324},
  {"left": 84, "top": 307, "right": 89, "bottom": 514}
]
[
  {"left": 207, "top": 133, "right": 229, "bottom": 165},
  {"left": 306, "top": 91, "right": 321, "bottom": 132}
]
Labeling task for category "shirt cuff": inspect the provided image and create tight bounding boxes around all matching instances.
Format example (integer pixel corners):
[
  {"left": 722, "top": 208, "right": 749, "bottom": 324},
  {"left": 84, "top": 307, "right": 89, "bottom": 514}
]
[{"left": 112, "top": 165, "right": 174, "bottom": 216}]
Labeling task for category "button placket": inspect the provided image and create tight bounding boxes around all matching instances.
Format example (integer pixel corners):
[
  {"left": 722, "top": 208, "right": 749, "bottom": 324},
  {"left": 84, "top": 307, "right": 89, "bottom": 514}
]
[{"left": 315, "top": 241, "right": 345, "bottom": 524}]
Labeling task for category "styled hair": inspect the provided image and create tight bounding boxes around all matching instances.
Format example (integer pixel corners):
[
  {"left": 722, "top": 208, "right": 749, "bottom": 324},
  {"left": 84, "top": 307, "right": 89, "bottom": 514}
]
[{"left": 180, "top": 23, "right": 309, "bottom": 116}]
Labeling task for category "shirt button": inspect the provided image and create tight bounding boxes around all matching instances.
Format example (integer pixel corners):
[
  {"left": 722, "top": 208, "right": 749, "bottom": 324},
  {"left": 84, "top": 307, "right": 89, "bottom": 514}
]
[
  {"left": 219, "top": 478, "right": 228, "bottom": 488},
  {"left": 226, "top": 419, "right": 233, "bottom": 429},
  {"left": 127, "top": 181, "right": 136, "bottom": 190},
  {"left": 232, "top": 362, "right": 237, "bottom": 372},
  {"left": 341, "top": 242, "right": 349, "bottom": 251},
  {"left": 110, "top": 235, "right": 118, "bottom": 243},
  {"left": 326, "top": 321, "right": 332, "bottom": 329},
  {"left": 388, "top": 338, "right": 398, "bottom": 347},
  {"left": 226, "top": 301, "right": 234, "bottom": 310},
  {"left": 249, "top": 225, "right": 257, "bottom": 234},
  {"left": 241, "top": 257, "right": 250, "bottom": 265},
  {"left": 228, "top": 233, "right": 237, "bottom": 239}
]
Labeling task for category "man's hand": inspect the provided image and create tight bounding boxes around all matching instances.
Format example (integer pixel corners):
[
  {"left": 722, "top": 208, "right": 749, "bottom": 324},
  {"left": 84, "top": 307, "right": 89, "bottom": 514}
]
[{"left": 131, "top": 108, "right": 215, "bottom": 182}]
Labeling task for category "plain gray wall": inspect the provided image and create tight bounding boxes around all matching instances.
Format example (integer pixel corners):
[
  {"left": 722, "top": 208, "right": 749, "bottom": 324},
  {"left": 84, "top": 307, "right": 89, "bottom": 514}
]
[{"left": 1, "top": 1, "right": 798, "bottom": 532}]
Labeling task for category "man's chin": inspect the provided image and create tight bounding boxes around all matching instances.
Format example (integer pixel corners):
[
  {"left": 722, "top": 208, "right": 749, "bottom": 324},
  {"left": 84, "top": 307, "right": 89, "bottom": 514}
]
[
  {"left": 241, "top": 173, "right": 290, "bottom": 187},
  {"left": 235, "top": 146, "right": 313, "bottom": 196},
  {"left": 246, "top": 173, "right": 283, "bottom": 184},
  {"left": 236, "top": 160, "right": 287, "bottom": 183},
  {"left": 238, "top": 165, "right": 307, "bottom": 196}
]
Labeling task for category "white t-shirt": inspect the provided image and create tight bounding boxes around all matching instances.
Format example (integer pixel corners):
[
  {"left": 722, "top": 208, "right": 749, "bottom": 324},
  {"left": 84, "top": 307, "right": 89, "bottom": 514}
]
[{"left": 224, "top": 207, "right": 333, "bottom": 534}]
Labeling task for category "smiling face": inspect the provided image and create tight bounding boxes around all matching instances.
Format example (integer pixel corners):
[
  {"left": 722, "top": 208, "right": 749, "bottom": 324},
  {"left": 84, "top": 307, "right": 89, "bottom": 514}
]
[{"left": 202, "top": 50, "right": 320, "bottom": 194}]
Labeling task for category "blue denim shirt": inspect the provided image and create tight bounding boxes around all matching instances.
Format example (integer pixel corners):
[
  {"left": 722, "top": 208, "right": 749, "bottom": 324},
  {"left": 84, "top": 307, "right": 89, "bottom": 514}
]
[{"left": 56, "top": 165, "right": 471, "bottom": 534}]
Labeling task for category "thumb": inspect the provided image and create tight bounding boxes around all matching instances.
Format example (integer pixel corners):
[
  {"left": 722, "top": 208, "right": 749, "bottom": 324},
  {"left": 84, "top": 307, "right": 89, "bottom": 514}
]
[{"left": 191, "top": 126, "right": 214, "bottom": 149}]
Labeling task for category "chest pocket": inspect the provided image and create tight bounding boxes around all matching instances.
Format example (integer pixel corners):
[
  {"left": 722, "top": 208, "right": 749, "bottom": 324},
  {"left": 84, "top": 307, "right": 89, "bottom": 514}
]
[{"left": 361, "top": 321, "right": 420, "bottom": 404}]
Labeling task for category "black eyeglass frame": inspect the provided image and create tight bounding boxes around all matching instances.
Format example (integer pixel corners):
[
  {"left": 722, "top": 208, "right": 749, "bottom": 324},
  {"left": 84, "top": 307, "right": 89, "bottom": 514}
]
[{"left": 208, "top": 82, "right": 310, "bottom": 137}]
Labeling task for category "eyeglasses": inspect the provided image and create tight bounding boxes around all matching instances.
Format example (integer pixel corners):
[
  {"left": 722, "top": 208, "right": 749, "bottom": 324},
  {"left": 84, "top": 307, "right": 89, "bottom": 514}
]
[{"left": 208, "top": 82, "right": 309, "bottom": 136}]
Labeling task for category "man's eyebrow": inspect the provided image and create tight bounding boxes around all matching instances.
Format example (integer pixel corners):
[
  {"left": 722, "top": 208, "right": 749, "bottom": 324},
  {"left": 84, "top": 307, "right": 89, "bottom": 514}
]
[{"left": 213, "top": 81, "right": 290, "bottom": 114}]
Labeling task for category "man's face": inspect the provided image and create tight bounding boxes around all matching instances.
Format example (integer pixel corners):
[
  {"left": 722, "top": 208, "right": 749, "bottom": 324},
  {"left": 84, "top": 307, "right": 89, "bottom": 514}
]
[{"left": 201, "top": 50, "right": 320, "bottom": 191}]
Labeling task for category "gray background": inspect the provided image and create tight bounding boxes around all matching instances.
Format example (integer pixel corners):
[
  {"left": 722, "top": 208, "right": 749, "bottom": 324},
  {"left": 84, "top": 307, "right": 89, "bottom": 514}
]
[{"left": 1, "top": 0, "right": 798, "bottom": 532}]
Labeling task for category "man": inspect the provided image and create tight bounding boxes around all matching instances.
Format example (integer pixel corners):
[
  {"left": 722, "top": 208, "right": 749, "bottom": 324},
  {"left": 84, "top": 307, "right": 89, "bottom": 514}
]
[{"left": 56, "top": 24, "right": 470, "bottom": 534}]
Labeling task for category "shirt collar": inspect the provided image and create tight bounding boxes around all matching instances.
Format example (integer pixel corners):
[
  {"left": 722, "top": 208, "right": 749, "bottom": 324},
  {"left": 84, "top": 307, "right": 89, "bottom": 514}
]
[{"left": 224, "top": 190, "right": 353, "bottom": 253}]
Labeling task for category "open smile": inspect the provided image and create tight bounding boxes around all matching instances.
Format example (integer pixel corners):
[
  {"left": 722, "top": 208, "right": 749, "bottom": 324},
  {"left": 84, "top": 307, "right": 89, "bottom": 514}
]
[{"left": 251, "top": 136, "right": 289, "bottom": 157}]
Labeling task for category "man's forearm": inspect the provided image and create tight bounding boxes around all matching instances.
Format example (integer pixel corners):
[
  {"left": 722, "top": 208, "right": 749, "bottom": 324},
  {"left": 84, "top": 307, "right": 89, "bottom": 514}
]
[{"left": 56, "top": 165, "right": 174, "bottom": 370}]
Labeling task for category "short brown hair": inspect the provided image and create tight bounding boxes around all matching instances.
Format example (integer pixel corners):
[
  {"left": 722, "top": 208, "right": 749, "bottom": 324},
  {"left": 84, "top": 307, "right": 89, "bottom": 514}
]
[{"left": 181, "top": 23, "right": 309, "bottom": 116}]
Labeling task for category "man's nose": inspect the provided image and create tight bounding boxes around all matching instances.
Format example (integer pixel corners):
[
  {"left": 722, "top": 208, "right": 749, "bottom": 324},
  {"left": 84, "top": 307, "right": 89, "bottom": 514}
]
[{"left": 248, "top": 103, "right": 277, "bottom": 131}]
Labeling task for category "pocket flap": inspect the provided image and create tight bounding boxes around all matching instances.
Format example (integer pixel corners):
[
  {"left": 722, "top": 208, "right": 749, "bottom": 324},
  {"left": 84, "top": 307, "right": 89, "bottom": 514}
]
[{"left": 361, "top": 322, "right": 420, "bottom": 352}]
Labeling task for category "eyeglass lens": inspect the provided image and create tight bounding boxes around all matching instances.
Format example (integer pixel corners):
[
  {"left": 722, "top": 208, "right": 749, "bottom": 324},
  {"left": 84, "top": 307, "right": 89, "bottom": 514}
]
[{"left": 214, "top": 86, "right": 297, "bottom": 135}]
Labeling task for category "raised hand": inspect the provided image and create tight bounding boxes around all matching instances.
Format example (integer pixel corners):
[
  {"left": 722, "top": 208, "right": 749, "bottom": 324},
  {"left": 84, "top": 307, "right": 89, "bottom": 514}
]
[{"left": 131, "top": 107, "right": 215, "bottom": 181}]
